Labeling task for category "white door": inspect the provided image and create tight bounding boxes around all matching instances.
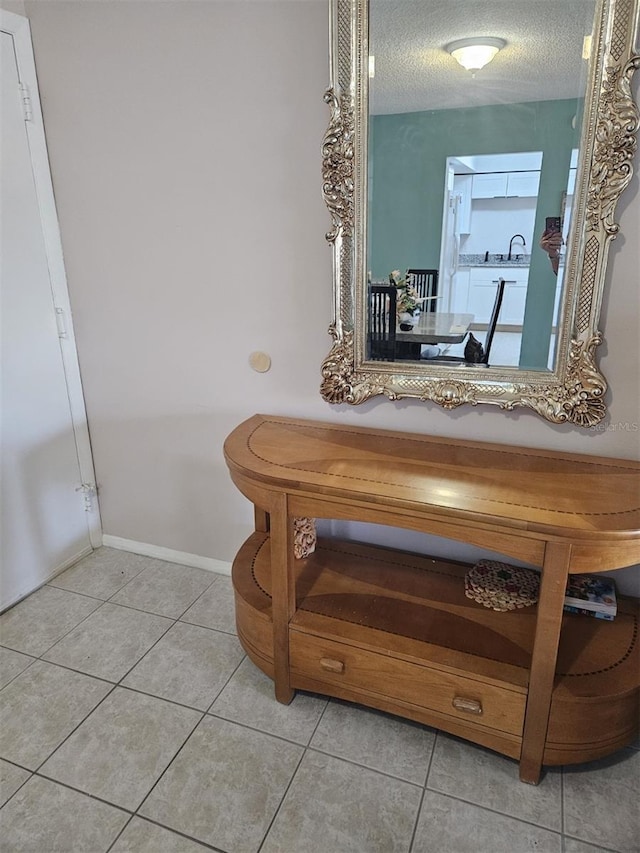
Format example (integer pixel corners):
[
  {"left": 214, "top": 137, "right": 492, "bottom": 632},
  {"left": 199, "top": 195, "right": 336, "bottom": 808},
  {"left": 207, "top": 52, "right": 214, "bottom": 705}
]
[{"left": 1, "top": 12, "right": 100, "bottom": 610}]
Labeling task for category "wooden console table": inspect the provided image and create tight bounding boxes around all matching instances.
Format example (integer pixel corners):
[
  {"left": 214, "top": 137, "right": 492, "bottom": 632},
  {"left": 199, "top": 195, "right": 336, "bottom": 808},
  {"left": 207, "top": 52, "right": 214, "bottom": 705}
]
[{"left": 224, "top": 415, "right": 640, "bottom": 784}]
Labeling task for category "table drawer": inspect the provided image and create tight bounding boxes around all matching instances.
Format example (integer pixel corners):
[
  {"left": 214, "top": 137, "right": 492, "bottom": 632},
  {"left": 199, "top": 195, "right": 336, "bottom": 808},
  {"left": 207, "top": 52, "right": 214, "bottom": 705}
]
[{"left": 290, "top": 630, "right": 525, "bottom": 737}]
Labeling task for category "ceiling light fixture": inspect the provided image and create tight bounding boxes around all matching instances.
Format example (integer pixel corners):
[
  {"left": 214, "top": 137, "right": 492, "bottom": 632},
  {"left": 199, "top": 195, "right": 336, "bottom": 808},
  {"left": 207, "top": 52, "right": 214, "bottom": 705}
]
[{"left": 446, "top": 37, "right": 506, "bottom": 73}]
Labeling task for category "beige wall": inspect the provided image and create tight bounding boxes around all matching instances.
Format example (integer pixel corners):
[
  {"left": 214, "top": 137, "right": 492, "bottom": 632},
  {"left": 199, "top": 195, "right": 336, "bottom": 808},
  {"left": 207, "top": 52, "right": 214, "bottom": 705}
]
[
  {"left": 1, "top": 0, "right": 26, "bottom": 14},
  {"left": 22, "top": 1, "right": 639, "bottom": 588}
]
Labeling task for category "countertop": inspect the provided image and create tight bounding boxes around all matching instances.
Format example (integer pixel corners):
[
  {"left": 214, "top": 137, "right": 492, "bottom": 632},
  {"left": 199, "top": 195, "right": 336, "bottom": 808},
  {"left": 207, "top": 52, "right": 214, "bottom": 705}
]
[{"left": 459, "top": 254, "right": 530, "bottom": 268}]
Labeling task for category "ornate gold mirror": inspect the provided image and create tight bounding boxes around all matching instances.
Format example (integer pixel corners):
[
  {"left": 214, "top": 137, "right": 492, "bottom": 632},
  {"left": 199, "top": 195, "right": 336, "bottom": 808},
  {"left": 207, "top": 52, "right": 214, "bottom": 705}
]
[{"left": 321, "top": 0, "right": 639, "bottom": 426}]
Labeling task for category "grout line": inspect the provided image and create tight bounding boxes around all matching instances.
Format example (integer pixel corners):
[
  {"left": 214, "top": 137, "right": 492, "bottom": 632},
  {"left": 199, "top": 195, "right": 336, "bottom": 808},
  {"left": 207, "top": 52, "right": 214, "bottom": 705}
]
[
  {"left": 303, "top": 693, "right": 331, "bottom": 746},
  {"left": 0, "top": 765, "right": 33, "bottom": 810},
  {"left": 179, "top": 621, "right": 238, "bottom": 637},
  {"left": 21, "top": 657, "right": 120, "bottom": 689},
  {"left": 408, "top": 731, "right": 439, "bottom": 853},
  {"left": 104, "top": 814, "right": 136, "bottom": 853},
  {"left": 204, "top": 651, "right": 247, "bottom": 714},
  {"left": 32, "top": 682, "right": 118, "bottom": 776},
  {"left": 256, "top": 744, "right": 308, "bottom": 853},
  {"left": 303, "top": 744, "right": 425, "bottom": 789},
  {"left": 113, "top": 618, "right": 178, "bottom": 687},
  {"left": 422, "top": 779, "right": 563, "bottom": 837},
  {"left": 204, "top": 705, "right": 323, "bottom": 751},
  {"left": 120, "top": 815, "right": 228, "bottom": 852},
  {"left": 408, "top": 787, "right": 428, "bottom": 853},
  {"left": 0, "top": 649, "right": 38, "bottom": 690},
  {"left": 33, "top": 769, "right": 134, "bottom": 815},
  {"left": 131, "top": 710, "right": 206, "bottom": 819},
  {"left": 560, "top": 763, "right": 566, "bottom": 845},
  {"left": 44, "top": 583, "right": 112, "bottom": 604},
  {"left": 1, "top": 591, "right": 105, "bottom": 661},
  {"left": 561, "top": 833, "right": 620, "bottom": 852}
]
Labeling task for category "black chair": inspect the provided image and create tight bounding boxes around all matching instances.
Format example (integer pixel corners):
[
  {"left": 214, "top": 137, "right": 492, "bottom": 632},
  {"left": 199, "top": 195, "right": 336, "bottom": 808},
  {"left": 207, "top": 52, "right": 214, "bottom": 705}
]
[
  {"left": 430, "top": 277, "right": 506, "bottom": 366},
  {"left": 407, "top": 269, "right": 438, "bottom": 313},
  {"left": 368, "top": 284, "right": 397, "bottom": 361}
]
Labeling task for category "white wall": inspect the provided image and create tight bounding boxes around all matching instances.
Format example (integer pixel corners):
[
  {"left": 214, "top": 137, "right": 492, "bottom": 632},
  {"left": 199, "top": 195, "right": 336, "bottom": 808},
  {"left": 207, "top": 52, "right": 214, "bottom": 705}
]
[
  {"left": 462, "top": 198, "right": 538, "bottom": 257},
  {"left": 23, "top": 1, "right": 639, "bottom": 590}
]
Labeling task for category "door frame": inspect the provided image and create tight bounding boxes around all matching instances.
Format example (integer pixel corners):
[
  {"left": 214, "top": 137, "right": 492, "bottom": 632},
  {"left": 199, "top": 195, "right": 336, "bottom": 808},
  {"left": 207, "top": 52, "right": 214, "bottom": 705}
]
[{"left": 1, "top": 9, "right": 102, "bottom": 548}]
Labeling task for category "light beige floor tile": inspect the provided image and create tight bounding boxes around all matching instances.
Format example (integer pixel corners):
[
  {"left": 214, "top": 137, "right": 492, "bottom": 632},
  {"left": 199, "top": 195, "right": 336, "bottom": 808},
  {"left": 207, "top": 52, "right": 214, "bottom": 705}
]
[
  {"left": 49, "top": 547, "right": 154, "bottom": 599},
  {"left": 0, "top": 661, "right": 112, "bottom": 770},
  {"left": 563, "top": 748, "right": 640, "bottom": 851},
  {"left": 563, "top": 839, "right": 611, "bottom": 852},
  {"left": 122, "top": 621, "right": 243, "bottom": 709},
  {"left": 412, "top": 789, "right": 562, "bottom": 852},
  {"left": 0, "top": 774, "right": 129, "bottom": 852},
  {"left": 110, "top": 562, "right": 215, "bottom": 618},
  {"left": 428, "top": 734, "right": 562, "bottom": 831},
  {"left": 40, "top": 686, "right": 200, "bottom": 810},
  {"left": 111, "top": 817, "right": 211, "bottom": 852},
  {"left": 0, "top": 647, "right": 35, "bottom": 689},
  {"left": 262, "top": 749, "right": 422, "bottom": 853},
  {"left": 139, "top": 715, "right": 303, "bottom": 853},
  {"left": 210, "top": 657, "right": 326, "bottom": 743},
  {"left": 181, "top": 574, "right": 237, "bottom": 633},
  {"left": 0, "top": 586, "right": 101, "bottom": 656},
  {"left": 43, "top": 602, "right": 173, "bottom": 682},
  {"left": 310, "top": 698, "right": 435, "bottom": 784},
  {"left": 0, "top": 759, "right": 30, "bottom": 807}
]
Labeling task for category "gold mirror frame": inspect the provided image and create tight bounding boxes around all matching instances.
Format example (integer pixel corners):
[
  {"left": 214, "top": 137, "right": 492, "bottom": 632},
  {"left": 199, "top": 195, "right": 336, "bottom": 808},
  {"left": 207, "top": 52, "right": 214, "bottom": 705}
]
[{"left": 320, "top": 0, "right": 639, "bottom": 426}]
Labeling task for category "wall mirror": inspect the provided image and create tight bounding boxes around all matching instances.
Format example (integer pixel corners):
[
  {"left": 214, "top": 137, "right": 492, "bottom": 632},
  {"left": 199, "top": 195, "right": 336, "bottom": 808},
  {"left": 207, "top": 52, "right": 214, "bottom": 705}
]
[{"left": 321, "top": 0, "right": 639, "bottom": 426}]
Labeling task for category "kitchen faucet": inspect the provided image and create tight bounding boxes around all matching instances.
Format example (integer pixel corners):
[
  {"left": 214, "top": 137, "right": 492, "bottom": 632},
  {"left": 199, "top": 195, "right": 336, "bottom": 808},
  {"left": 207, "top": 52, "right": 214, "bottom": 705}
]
[{"left": 508, "top": 234, "right": 526, "bottom": 260}]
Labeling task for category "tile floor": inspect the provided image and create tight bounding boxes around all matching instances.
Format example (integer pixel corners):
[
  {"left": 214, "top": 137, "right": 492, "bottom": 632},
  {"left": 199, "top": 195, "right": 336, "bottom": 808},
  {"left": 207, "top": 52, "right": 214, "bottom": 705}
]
[{"left": 1, "top": 547, "right": 638, "bottom": 853}]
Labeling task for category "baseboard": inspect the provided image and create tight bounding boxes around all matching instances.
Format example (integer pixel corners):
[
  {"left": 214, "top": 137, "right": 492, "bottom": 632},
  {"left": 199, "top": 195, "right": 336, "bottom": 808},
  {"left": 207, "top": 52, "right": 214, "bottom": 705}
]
[{"left": 101, "top": 535, "right": 232, "bottom": 577}]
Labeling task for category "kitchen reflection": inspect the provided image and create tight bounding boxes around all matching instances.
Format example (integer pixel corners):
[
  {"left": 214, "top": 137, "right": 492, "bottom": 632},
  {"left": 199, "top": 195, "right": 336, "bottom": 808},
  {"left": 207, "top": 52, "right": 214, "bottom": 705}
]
[
  {"left": 367, "top": 97, "right": 582, "bottom": 371},
  {"left": 437, "top": 150, "right": 574, "bottom": 369}
]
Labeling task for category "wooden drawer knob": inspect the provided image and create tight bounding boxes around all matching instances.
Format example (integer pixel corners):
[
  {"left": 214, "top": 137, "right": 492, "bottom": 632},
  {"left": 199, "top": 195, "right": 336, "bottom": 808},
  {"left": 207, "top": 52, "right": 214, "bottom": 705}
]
[
  {"left": 452, "top": 696, "right": 483, "bottom": 715},
  {"left": 320, "top": 657, "right": 345, "bottom": 674}
]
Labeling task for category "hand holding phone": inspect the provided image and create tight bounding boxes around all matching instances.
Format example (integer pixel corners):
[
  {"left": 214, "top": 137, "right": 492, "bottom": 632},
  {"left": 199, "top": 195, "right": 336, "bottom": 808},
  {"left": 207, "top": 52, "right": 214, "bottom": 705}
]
[{"left": 540, "top": 217, "right": 563, "bottom": 275}]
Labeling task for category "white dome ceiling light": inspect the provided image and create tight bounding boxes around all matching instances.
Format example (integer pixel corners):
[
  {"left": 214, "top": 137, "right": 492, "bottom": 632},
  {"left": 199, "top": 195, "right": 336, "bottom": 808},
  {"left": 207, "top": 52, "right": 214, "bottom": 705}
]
[{"left": 446, "top": 37, "right": 506, "bottom": 73}]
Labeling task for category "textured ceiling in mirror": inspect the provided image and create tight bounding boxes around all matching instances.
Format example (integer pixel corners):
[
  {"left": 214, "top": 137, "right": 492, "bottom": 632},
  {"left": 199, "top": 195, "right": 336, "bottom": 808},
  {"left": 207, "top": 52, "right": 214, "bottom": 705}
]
[{"left": 370, "top": 0, "right": 597, "bottom": 113}]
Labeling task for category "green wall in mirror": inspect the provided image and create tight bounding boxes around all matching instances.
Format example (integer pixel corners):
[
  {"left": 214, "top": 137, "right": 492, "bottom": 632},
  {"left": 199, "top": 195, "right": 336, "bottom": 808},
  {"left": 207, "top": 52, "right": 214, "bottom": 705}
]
[{"left": 368, "top": 97, "right": 580, "bottom": 277}]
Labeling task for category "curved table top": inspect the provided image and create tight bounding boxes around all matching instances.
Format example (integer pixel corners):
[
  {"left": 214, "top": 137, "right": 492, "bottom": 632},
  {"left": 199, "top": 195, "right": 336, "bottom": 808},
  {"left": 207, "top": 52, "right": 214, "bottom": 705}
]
[{"left": 224, "top": 415, "right": 640, "bottom": 558}]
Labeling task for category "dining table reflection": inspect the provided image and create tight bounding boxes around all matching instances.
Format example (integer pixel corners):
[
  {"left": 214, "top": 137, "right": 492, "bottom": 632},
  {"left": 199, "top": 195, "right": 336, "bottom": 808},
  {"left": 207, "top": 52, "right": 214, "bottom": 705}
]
[{"left": 395, "top": 312, "right": 474, "bottom": 345}]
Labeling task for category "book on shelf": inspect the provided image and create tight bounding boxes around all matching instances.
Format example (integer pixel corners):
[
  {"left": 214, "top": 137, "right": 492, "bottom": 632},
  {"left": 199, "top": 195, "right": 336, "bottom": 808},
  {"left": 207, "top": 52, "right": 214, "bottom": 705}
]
[
  {"left": 564, "top": 574, "right": 617, "bottom": 617},
  {"left": 563, "top": 604, "right": 615, "bottom": 621}
]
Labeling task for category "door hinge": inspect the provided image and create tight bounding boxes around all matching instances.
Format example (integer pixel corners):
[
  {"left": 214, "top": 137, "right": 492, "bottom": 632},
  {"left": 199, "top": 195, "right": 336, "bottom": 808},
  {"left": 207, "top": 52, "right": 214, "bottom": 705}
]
[
  {"left": 55, "top": 307, "right": 68, "bottom": 339},
  {"left": 76, "top": 482, "right": 97, "bottom": 513},
  {"left": 19, "top": 82, "right": 33, "bottom": 122}
]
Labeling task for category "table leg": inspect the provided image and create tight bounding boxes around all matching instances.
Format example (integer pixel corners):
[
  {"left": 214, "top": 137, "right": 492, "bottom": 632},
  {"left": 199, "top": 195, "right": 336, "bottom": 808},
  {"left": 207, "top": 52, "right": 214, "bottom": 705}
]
[
  {"left": 519, "top": 541, "right": 572, "bottom": 784},
  {"left": 270, "top": 492, "right": 295, "bottom": 704},
  {"left": 254, "top": 506, "right": 270, "bottom": 533}
]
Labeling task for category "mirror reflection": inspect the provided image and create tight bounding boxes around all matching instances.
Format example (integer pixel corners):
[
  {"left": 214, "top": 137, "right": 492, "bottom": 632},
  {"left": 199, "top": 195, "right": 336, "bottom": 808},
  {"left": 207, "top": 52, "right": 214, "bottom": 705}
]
[{"left": 366, "top": 0, "right": 595, "bottom": 371}]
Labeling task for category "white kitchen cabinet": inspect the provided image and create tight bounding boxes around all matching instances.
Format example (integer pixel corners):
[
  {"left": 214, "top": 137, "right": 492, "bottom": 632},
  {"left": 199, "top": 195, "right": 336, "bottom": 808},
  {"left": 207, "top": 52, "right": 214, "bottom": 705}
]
[
  {"left": 505, "top": 171, "right": 540, "bottom": 197},
  {"left": 467, "top": 267, "right": 529, "bottom": 326},
  {"left": 449, "top": 269, "right": 470, "bottom": 314},
  {"left": 472, "top": 172, "right": 508, "bottom": 198},
  {"left": 471, "top": 171, "right": 540, "bottom": 199}
]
